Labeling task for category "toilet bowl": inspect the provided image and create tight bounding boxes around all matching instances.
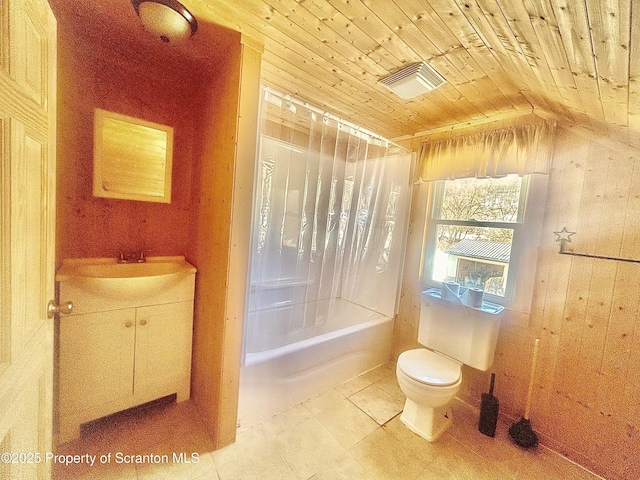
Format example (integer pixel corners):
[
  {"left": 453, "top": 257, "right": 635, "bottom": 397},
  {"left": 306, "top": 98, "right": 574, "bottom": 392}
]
[
  {"left": 396, "top": 348, "right": 462, "bottom": 442},
  {"left": 397, "top": 288, "right": 503, "bottom": 441}
]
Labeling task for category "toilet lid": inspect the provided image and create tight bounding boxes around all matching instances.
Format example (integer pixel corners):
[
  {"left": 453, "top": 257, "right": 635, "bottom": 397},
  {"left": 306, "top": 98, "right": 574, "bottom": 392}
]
[{"left": 398, "top": 349, "right": 461, "bottom": 386}]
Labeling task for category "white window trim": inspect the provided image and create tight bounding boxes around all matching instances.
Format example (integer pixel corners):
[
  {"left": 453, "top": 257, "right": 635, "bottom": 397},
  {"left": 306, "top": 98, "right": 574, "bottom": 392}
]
[{"left": 420, "top": 173, "right": 548, "bottom": 315}]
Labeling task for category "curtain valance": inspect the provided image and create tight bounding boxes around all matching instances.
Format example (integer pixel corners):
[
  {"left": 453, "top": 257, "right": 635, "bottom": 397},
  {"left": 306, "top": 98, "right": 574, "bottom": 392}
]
[{"left": 415, "top": 120, "right": 556, "bottom": 182}]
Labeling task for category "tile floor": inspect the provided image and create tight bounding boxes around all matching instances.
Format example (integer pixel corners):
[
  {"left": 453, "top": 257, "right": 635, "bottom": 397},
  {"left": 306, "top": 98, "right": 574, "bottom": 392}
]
[{"left": 53, "top": 363, "right": 602, "bottom": 480}]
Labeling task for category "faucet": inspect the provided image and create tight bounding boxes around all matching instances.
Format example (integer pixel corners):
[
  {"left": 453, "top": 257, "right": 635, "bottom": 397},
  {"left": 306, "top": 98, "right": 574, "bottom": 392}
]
[{"left": 117, "top": 251, "right": 146, "bottom": 263}]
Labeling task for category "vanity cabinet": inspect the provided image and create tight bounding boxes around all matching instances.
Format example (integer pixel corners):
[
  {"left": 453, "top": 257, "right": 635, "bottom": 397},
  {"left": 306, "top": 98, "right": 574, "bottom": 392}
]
[{"left": 56, "top": 257, "right": 196, "bottom": 443}]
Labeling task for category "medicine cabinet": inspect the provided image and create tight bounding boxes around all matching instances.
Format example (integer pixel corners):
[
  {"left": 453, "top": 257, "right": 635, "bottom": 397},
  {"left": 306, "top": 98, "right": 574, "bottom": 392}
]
[{"left": 93, "top": 108, "right": 173, "bottom": 203}]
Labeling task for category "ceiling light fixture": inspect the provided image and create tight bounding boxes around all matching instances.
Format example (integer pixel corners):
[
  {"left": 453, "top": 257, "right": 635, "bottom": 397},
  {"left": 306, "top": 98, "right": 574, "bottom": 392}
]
[
  {"left": 379, "top": 62, "right": 446, "bottom": 99},
  {"left": 131, "top": 0, "right": 198, "bottom": 45}
]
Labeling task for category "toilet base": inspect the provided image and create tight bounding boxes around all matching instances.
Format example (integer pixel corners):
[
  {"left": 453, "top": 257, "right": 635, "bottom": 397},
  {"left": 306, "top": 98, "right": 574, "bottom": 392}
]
[{"left": 399, "top": 398, "right": 453, "bottom": 442}]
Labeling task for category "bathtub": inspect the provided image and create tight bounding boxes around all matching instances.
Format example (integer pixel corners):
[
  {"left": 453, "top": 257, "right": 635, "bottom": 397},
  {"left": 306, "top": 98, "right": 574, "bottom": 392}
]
[{"left": 238, "top": 298, "right": 393, "bottom": 429}]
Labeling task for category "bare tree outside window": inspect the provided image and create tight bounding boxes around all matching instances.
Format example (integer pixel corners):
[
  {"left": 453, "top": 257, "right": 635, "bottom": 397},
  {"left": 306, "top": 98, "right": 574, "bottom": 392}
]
[
  {"left": 437, "top": 176, "right": 521, "bottom": 251},
  {"left": 429, "top": 175, "right": 523, "bottom": 297}
]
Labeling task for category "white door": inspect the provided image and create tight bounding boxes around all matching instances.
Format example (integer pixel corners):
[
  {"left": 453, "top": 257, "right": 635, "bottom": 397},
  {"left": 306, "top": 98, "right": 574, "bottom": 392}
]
[{"left": 0, "top": 0, "right": 57, "bottom": 478}]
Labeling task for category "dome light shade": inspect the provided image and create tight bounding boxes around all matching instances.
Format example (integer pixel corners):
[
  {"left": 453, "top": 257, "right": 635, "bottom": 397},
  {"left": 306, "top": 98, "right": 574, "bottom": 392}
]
[{"left": 131, "top": 0, "right": 198, "bottom": 44}]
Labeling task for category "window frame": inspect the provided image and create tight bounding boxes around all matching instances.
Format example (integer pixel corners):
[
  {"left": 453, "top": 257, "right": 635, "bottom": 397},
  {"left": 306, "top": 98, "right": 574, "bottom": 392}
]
[{"left": 421, "top": 174, "right": 548, "bottom": 312}]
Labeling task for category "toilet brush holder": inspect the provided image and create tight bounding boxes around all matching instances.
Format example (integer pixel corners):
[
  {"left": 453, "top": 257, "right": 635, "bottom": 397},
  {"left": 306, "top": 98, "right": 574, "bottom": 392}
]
[{"left": 478, "top": 373, "right": 499, "bottom": 437}]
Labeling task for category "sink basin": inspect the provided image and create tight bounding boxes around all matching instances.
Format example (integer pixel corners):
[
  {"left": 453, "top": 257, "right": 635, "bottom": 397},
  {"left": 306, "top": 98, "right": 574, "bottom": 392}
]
[
  {"left": 56, "top": 257, "right": 195, "bottom": 280},
  {"left": 56, "top": 256, "right": 196, "bottom": 313}
]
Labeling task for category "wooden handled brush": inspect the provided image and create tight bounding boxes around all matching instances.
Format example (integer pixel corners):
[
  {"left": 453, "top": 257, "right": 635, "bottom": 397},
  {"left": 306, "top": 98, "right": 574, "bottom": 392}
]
[{"left": 509, "top": 338, "right": 540, "bottom": 448}]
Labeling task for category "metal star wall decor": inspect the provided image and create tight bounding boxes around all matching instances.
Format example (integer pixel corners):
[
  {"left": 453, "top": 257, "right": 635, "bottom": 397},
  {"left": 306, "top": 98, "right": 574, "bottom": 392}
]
[
  {"left": 553, "top": 226, "right": 575, "bottom": 243},
  {"left": 553, "top": 227, "right": 575, "bottom": 254}
]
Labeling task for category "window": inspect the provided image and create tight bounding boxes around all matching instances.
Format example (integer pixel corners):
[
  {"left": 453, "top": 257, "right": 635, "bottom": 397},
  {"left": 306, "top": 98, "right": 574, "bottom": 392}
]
[{"left": 422, "top": 174, "right": 547, "bottom": 311}]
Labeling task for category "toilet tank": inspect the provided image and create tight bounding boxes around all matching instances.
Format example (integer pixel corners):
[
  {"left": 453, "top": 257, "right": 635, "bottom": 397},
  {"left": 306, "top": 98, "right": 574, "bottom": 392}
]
[{"left": 418, "top": 289, "right": 504, "bottom": 371}]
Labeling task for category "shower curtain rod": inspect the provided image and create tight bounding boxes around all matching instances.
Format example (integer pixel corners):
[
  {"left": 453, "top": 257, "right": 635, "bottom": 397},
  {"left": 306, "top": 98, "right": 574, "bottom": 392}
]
[{"left": 262, "top": 86, "right": 409, "bottom": 152}]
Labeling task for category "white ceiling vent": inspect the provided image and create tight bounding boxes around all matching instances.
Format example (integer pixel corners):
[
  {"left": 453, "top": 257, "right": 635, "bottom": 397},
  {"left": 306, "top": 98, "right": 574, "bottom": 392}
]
[{"left": 379, "top": 62, "right": 446, "bottom": 99}]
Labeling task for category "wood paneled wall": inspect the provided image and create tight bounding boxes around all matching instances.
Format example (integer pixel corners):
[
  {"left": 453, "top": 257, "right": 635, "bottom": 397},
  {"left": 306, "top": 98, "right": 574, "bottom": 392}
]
[
  {"left": 187, "top": 42, "right": 242, "bottom": 448},
  {"left": 394, "top": 125, "right": 640, "bottom": 480},
  {"left": 187, "top": 36, "right": 262, "bottom": 449},
  {"left": 217, "top": 38, "right": 263, "bottom": 446},
  {"left": 55, "top": 21, "right": 205, "bottom": 262}
]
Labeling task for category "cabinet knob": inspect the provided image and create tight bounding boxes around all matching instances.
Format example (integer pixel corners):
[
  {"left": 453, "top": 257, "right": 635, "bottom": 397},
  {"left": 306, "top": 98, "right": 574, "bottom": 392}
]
[
  {"left": 125, "top": 321, "right": 133, "bottom": 328},
  {"left": 140, "top": 319, "right": 147, "bottom": 326},
  {"left": 47, "top": 300, "right": 74, "bottom": 318}
]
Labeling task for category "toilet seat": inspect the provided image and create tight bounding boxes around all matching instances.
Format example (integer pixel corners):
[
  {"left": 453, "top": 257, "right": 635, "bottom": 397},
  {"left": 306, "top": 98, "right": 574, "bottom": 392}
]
[{"left": 398, "top": 349, "right": 461, "bottom": 387}]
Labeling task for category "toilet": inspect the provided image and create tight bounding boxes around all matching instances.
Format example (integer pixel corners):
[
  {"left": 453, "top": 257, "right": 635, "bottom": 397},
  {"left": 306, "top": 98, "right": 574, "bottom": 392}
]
[{"left": 396, "top": 289, "right": 503, "bottom": 441}]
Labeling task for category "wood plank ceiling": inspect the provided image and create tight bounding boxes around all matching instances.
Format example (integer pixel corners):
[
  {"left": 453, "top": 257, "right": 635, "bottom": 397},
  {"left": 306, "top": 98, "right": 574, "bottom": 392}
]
[
  {"left": 57, "top": 0, "right": 640, "bottom": 145},
  {"left": 183, "top": 0, "right": 639, "bottom": 145}
]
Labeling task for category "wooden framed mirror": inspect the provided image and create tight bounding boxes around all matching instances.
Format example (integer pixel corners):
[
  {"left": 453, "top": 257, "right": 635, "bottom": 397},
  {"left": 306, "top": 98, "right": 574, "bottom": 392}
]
[{"left": 93, "top": 109, "right": 173, "bottom": 203}]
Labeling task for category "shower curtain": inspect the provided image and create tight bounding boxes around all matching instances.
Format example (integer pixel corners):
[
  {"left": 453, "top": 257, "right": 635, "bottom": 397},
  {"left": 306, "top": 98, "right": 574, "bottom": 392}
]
[{"left": 246, "top": 88, "right": 414, "bottom": 354}]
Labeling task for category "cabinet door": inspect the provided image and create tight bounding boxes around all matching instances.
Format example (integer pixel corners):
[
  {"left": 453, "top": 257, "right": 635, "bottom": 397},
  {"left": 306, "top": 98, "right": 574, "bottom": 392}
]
[
  {"left": 59, "top": 310, "right": 136, "bottom": 414},
  {"left": 134, "top": 302, "right": 193, "bottom": 399}
]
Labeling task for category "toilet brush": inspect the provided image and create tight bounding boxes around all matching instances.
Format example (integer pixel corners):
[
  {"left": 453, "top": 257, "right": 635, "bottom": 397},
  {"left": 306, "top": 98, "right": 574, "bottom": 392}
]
[
  {"left": 509, "top": 338, "right": 540, "bottom": 448},
  {"left": 478, "top": 372, "right": 499, "bottom": 437}
]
